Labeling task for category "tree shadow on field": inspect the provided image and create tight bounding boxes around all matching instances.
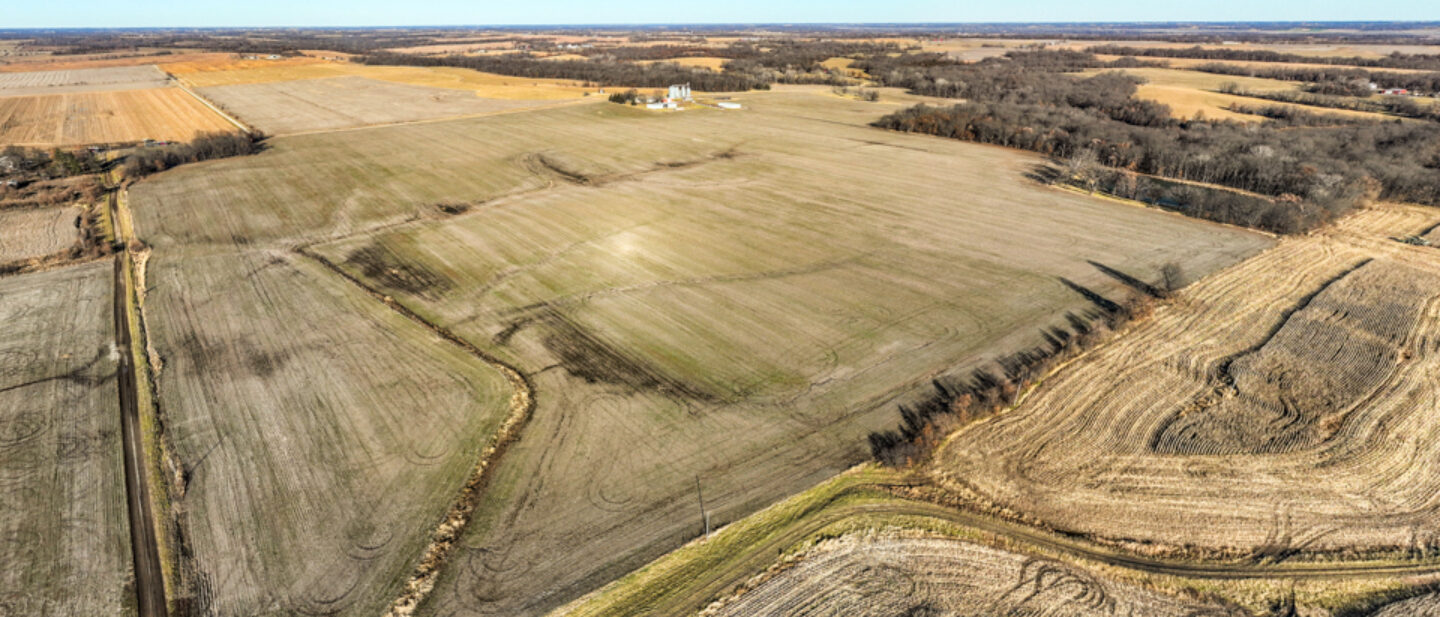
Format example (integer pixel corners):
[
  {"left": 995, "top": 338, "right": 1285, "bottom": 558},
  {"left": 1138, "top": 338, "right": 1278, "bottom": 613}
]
[
  {"left": 1058, "top": 277, "right": 1123, "bottom": 315},
  {"left": 1087, "top": 260, "right": 1164, "bottom": 299},
  {"left": 1024, "top": 163, "right": 1061, "bottom": 185}
]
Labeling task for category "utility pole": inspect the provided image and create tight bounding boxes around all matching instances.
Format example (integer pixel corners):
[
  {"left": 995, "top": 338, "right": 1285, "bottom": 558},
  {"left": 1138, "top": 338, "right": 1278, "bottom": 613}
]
[{"left": 696, "top": 475, "right": 710, "bottom": 539}]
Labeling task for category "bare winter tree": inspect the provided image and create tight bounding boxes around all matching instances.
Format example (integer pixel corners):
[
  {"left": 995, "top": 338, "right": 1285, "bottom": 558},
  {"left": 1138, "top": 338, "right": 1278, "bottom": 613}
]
[{"left": 1161, "top": 262, "right": 1184, "bottom": 293}]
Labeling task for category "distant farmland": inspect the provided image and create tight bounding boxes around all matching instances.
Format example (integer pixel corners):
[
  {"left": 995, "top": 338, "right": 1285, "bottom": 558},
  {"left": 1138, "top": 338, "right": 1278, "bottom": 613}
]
[
  {"left": 0, "top": 64, "right": 169, "bottom": 95},
  {"left": 196, "top": 75, "right": 578, "bottom": 134},
  {"left": 105, "top": 89, "right": 1271, "bottom": 615}
]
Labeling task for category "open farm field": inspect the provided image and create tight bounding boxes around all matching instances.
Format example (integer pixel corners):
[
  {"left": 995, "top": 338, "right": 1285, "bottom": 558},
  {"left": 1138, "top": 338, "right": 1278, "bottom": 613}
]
[
  {"left": 197, "top": 75, "right": 579, "bottom": 134},
  {"left": 137, "top": 248, "right": 516, "bottom": 616},
  {"left": 0, "top": 206, "right": 80, "bottom": 263},
  {"left": 125, "top": 90, "right": 1267, "bottom": 616},
  {"left": 159, "top": 55, "right": 328, "bottom": 75},
  {"left": 1080, "top": 66, "right": 1394, "bottom": 122},
  {"left": 637, "top": 56, "right": 728, "bottom": 70},
  {"left": 0, "top": 65, "right": 169, "bottom": 96},
  {"left": 937, "top": 203, "right": 1440, "bottom": 556},
  {"left": 195, "top": 92, "right": 1282, "bottom": 616},
  {"left": 0, "top": 87, "right": 236, "bottom": 146},
  {"left": 0, "top": 262, "right": 132, "bottom": 616},
  {"left": 173, "top": 61, "right": 592, "bottom": 99},
  {"left": 709, "top": 535, "right": 1236, "bottom": 617},
  {"left": 1375, "top": 593, "right": 1440, "bottom": 616},
  {"left": 0, "top": 51, "right": 225, "bottom": 73}
]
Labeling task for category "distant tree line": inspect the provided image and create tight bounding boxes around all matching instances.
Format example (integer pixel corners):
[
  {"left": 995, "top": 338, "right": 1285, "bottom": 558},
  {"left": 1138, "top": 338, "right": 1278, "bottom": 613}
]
[
  {"left": 868, "top": 53, "right": 1440, "bottom": 234},
  {"left": 1087, "top": 44, "right": 1440, "bottom": 72},
  {"left": 360, "top": 51, "right": 769, "bottom": 91},
  {"left": 123, "top": 131, "right": 265, "bottom": 179}
]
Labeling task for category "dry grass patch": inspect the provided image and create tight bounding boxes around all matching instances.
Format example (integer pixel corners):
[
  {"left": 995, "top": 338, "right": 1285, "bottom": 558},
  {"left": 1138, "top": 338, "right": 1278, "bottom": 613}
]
[
  {"left": 0, "top": 262, "right": 132, "bottom": 616},
  {"left": 937, "top": 203, "right": 1440, "bottom": 557},
  {"left": 0, "top": 87, "right": 236, "bottom": 146}
]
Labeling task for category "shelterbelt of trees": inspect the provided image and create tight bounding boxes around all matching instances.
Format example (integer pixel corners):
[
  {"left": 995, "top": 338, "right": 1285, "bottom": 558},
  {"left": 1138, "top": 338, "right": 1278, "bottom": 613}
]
[{"left": 870, "top": 51, "right": 1440, "bottom": 234}]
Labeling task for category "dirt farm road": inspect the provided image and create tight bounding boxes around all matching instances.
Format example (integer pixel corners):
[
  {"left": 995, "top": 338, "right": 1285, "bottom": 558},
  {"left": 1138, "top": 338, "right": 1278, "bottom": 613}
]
[{"left": 111, "top": 190, "right": 168, "bottom": 617}]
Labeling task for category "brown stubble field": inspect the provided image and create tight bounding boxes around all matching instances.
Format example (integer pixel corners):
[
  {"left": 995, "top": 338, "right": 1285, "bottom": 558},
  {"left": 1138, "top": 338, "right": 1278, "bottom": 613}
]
[
  {"left": 123, "top": 89, "right": 1273, "bottom": 616},
  {"left": 0, "top": 65, "right": 169, "bottom": 95},
  {"left": 707, "top": 535, "right": 1240, "bottom": 617},
  {"left": 0, "top": 87, "right": 236, "bottom": 146},
  {"left": 273, "top": 90, "right": 1272, "bottom": 616},
  {"left": 0, "top": 261, "right": 133, "bottom": 616},
  {"left": 936, "top": 202, "right": 1440, "bottom": 557},
  {"left": 137, "top": 248, "right": 516, "bottom": 616},
  {"left": 0, "top": 205, "right": 80, "bottom": 263}
]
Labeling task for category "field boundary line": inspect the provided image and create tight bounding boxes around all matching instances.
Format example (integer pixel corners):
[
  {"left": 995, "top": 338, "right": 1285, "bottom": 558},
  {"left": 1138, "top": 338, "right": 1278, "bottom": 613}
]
[
  {"left": 295, "top": 247, "right": 537, "bottom": 617},
  {"left": 168, "top": 78, "right": 251, "bottom": 134}
]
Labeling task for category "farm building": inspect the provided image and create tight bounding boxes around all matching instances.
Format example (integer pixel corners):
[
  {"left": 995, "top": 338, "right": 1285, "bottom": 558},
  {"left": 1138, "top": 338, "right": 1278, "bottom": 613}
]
[
  {"left": 1381, "top": 88, "right": 1410, "bottom": 96},
  {"left": 717, "top": 102, "right": 742, "bottom": 109},
  {"left": 668, "top": 83, "right": 692, "bottom": 101}
]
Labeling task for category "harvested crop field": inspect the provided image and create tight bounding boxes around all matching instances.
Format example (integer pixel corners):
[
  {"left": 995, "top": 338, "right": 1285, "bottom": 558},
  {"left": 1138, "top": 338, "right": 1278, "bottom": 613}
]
[
  {"left": 0, "top": 262, "right": 132, "bottom": 616},
  {"left": 1079, "top": 66, "right": 1391, "bottom": 122},
  {"left": 260, "top": 92, "right": 1270, "bottom": 615},
  {"left": 638, "top": 56, "right": 728, "bottom": 70},
  {"left": 173, "top": 61, "right": 592, "bottom": 99},
  {"left": 0, "top": 52, "right": 227, "bottom": 73},
  {"left": 0, "top": 64, "right": 169, "bottom": 95},
  {"left": 937, "top": 203, "right": 1440, "bottom": 555},
  {"left": 138, "top": 248, "right": 515, "bottom": 616},
  {"left": 0, "top": 87, "right": 236, "bottom": 146},
  {"left": 709, "top": 535, "right": 1235, "bottom": 617},
  {"left": 0, "top": 206, "right": 79, "bottom": 263},
  {"left": 1374, "top": 593, "right": 1440, "bottom": 616},
  {"left": 129, "top": 90, "right": 1266, "bottom": 616},
  {"left": 196, "top": 75, "right": 577, "bottom": 134}
]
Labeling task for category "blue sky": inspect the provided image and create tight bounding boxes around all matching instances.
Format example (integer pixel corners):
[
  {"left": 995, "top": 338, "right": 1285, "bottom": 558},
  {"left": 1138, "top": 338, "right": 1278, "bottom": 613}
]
[{"left": 7, "top": 0, "right": 1436, "bottom": 29}]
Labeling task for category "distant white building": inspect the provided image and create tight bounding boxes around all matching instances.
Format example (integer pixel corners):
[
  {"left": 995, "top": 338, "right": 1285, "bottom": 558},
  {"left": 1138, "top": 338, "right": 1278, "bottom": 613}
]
[
  {"left": 668, "top": 83, "right": 692, "bottom": 101},
  {"left": 717, "top": 102, "right": 742, "bottom": 110},
  {"left": 647, "top": 101, "right": 678, "bottom": 110}
]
